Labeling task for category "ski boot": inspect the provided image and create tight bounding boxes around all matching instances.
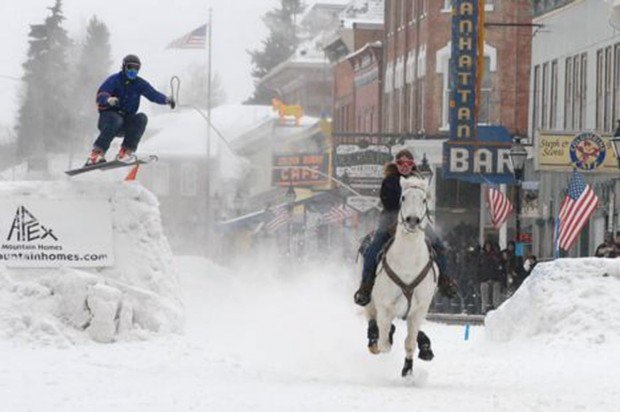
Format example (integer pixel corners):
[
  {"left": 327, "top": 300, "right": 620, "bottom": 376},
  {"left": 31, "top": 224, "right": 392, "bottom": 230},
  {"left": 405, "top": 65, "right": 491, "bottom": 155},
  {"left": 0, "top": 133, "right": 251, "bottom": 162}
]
[
  {"left": 116, "top": 147, "right": 134, "bottom": 162},
  {"left": 84, "top": 148, "right": 106, "bottom": 166}
]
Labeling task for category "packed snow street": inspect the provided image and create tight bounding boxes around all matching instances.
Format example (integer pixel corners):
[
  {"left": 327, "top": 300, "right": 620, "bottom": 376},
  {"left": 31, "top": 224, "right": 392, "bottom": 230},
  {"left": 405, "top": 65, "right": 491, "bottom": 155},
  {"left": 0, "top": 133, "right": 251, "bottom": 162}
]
[
  {"left": 1, "top": 256, "right": 620, "bottom": 411},
  {"left": 2, "top": 0, "right": 620, "bottom": 411}
]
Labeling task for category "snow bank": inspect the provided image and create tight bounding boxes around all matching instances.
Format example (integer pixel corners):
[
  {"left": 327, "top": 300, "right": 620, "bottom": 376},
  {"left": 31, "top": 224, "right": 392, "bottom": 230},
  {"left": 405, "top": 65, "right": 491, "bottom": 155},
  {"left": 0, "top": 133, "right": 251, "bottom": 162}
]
[
  {"left": 486, "top": 258, "right": 620, "bottom": 344},
  {"left": 0, "top": 181, "right": 183, "bottom": 345}
]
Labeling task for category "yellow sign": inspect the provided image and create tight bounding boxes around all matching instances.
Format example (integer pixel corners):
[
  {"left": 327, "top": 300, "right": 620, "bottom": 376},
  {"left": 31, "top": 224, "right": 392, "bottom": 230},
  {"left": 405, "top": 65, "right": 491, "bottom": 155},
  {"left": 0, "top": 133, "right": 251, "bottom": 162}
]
[{"left": 537, "top": 132, "right": 618, "bottom": 173}]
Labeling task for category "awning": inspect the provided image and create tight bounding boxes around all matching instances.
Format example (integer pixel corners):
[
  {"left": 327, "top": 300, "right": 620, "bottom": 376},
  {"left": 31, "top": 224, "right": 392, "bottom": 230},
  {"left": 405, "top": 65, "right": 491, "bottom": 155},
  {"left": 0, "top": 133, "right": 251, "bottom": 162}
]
[{"left": 218, "top": 190, "right": 344, "bottom": 231}]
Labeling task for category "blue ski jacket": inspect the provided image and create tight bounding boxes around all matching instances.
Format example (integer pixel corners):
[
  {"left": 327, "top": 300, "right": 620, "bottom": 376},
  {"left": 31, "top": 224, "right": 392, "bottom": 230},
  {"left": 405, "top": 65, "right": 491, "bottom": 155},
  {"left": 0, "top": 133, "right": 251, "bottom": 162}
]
[{"left": 96, "top": 72, "right": 167, "bottom": 115}]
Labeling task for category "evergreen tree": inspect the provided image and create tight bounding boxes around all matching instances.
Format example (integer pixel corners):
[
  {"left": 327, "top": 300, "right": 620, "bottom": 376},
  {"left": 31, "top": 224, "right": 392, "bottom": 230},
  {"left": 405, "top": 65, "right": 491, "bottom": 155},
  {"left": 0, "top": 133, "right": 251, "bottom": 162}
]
[
  {"left": 182, "top": 63, "right": 226, "bottom": 110},
  {"left": 246, "top": 0, "right": 305, "bottom": 104},
  {"left": 72, "top": 16, "right": 113, "bottom": 154},
  {"left": 16, "top": 0, "right": 72, "bottom": 162}
]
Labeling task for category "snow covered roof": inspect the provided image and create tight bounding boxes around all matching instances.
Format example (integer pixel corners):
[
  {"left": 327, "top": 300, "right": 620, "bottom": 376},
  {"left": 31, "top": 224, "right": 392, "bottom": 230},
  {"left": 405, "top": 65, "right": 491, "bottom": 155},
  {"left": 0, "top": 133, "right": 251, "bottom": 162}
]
[
  {"left": 142, "top": 104, "right": 274, "bottom": 157},
  {"left": 340, "top": 0, "right": 384, "bottom": 28}
]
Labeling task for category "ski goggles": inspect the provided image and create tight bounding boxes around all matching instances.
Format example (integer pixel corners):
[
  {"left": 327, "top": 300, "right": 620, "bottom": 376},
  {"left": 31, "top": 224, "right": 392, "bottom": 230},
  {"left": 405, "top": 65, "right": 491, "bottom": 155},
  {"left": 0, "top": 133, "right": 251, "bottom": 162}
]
[
  {"left": 125, "top": 63, "right": 141, "bottom": 71},
  {"left": 396, "top": 158, "right": 414, "bottom": 167}
]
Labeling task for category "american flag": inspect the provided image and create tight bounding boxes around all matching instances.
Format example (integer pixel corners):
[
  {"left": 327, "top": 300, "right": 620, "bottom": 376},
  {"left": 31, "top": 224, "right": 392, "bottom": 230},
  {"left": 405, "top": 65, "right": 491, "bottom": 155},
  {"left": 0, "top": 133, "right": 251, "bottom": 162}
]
[
  {"left": 556, "top": 170, "right": 599, "bottom": 252},
  {"left": 322, "top": 204, "right": 356, "bottom": 224},
  {"left": 264, "top": 205, "right": 292, "bottom": 233},
  {"left": 166, "top": 24, "right": 207, "bottom": 49},
  {"left": 486, "top": 185, "right": 513, "bottom": 230}
]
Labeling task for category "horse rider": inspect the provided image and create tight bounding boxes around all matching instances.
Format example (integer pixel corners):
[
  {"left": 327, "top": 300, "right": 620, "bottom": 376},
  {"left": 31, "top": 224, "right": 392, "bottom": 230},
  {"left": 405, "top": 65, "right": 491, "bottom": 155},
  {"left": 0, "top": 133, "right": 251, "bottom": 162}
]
[{"left": 354, "top": 149, "right": 459, "bottom": 358}]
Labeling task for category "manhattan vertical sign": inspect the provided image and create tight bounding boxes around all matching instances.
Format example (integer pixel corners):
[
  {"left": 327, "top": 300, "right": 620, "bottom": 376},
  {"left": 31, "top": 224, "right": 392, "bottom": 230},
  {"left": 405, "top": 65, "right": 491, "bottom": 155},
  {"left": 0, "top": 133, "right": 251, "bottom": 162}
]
[
  {"left": 449, "top": 0, "right": 479, "bottom": 142},
  {"left": 443, "top": 0, "right": 515, "bottom": 184}
]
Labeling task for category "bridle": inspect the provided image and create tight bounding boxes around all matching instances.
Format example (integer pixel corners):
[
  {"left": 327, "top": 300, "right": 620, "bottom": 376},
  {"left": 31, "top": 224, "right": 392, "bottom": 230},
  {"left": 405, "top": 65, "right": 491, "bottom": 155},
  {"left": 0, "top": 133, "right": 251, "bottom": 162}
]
[{"left": 398, "top": 185, "right": 431, "bottom": 234}]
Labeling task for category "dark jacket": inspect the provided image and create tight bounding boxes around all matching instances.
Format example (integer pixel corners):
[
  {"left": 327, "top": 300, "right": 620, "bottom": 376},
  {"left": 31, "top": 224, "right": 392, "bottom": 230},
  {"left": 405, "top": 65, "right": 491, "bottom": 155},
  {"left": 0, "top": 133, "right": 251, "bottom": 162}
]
[
  {"left": 595, "top": 241, "right": 618, "bottom": 258},
  {"left": 478, "top": 246, "right": 503, "bottom": 283},
  {"left": 96, "top": 72, "right": 167, "bottom": 115}
]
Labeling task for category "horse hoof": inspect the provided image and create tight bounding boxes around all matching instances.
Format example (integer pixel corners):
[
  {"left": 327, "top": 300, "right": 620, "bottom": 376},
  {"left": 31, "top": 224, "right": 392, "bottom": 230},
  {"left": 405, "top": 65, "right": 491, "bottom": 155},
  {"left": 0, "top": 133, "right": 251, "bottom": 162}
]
[
  {"left": 368, "top": 344, "right": 380, "bottom": 355},
  {"left": 401, "top": 358, "right": 413, "bottom": 377}
]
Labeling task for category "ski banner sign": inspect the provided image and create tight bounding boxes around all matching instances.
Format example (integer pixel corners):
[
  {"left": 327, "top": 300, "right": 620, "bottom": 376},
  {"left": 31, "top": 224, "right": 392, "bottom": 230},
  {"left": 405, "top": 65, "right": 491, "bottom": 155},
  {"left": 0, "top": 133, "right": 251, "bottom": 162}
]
[{"left": 0, "top": 199, "right": 114, "bottom": 268}]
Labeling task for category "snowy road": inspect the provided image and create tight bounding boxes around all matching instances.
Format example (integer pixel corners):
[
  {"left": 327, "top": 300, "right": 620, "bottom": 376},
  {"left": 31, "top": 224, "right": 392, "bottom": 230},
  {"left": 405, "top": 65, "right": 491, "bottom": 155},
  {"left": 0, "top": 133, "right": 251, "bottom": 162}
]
[{"left": 1, "top": 256, "right": 618, "bottom": 411}]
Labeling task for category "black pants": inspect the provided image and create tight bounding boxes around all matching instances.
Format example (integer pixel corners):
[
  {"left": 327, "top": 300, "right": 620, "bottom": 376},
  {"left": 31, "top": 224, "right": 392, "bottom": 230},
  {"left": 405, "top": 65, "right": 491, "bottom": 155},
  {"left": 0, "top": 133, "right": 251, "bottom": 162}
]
[{"left": 94, "top": 111, "right": 148, "bottom": 152}]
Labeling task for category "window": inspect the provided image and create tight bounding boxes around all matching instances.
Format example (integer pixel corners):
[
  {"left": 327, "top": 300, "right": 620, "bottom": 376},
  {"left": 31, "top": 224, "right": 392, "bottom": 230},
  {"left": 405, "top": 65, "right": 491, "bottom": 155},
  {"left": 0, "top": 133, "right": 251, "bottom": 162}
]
[
  {"left": 613, "top": 44, "right": 620, "bottom": 128},
  {"left": 153, "top": 163, "right": 170, "bottom": 196},
  {"left": 478, "top": 57, "right": 492, "bottom": 124},
  {"left": 579, "top": 53, "right": 587, "bottom": 130},
  {"left": 541, "top": 62, "right": 549, "bottom": 129},
  {"left": 597, "top": 49, "right": 604, "bottom": 131},
  {"left": 532, "top": 65, "right": 540, "bottom": 131},
  {"left": 550, "top": 60, "right": 558, "bottom": 129},
  {"left": 573, "top": 55, "right": 580, "bottom": 130},
  {"left": 181, "top": 164, "right": 197, "bottom": 197},
  {"left": 564, "top": 57, "right": 573, "bottom": 130},
  {"left": 605, "top": 46, "right": 613, "bottom": 132}
]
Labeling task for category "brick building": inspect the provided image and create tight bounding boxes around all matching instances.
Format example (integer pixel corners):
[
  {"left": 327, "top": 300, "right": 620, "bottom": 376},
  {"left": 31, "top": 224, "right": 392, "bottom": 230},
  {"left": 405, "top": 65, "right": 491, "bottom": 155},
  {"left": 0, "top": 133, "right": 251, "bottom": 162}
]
[
  {"left": 323, "top": 0, "right": 384, "bottom": 134},
  {"left": 348, "top": 41, "right": 383, "bottom": 133},
  {"left": 382, "top": 0, "right": 532, "bottom": 136},
  {"left": 378, "top": 0, "right": 533, "bottom": 240}
]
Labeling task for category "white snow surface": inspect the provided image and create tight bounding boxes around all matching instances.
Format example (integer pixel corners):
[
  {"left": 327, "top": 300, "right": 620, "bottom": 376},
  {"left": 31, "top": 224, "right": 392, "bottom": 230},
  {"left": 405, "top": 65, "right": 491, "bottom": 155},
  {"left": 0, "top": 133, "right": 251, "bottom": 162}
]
[
  {"left": 486, "top": 258, "right": 620, "bottom": 344},
  {"left": 1, "top": 255, "right": 619, "bottom": 410},
  {"left": 0, "top": 181, "right": 183, "bottom": 345}
]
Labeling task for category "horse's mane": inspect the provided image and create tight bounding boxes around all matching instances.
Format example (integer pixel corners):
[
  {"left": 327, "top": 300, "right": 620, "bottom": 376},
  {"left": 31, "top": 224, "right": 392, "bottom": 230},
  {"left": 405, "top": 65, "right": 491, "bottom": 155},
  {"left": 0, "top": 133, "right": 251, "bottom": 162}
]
[{"left": 401, "top": 175, "right": 428, "bottom": 192}]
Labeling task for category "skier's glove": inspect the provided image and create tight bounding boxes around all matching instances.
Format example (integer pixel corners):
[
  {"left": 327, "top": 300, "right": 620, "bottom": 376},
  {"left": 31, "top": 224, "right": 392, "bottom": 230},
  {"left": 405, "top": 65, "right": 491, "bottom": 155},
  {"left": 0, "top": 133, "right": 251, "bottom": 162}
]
[
  {"left": 107, "top": 97, "right": 119, "bottom": 107},
  {"left": 167, "top": 97, "right": 176, "bottom": 110}
]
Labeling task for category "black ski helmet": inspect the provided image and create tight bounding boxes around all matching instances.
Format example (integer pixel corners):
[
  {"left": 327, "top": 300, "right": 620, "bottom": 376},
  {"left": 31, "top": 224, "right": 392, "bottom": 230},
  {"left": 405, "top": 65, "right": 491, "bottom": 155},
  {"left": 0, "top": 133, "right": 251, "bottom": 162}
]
[{"left": 122, "top": 54, "right": 141, "bottom": 71}]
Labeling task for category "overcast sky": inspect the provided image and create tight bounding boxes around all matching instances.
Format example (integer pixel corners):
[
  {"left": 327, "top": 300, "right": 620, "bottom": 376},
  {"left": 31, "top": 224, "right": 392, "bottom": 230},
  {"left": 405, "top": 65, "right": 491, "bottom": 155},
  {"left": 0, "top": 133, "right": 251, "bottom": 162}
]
[{"left": 0, "top": 0, "right": 280, "bottom": 127}]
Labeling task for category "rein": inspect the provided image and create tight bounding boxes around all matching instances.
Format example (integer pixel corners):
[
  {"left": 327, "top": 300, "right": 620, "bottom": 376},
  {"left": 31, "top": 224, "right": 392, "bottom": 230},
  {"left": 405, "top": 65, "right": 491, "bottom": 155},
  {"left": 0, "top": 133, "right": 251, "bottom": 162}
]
[{"left": 378, "top": 240, "right": 437, "bottom": 320}]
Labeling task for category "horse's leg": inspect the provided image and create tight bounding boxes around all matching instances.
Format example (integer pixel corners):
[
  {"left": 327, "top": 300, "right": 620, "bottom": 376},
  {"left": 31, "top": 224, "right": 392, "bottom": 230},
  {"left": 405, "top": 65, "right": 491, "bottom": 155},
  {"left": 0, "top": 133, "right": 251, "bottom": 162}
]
[
  {"left": 402, "top": 308, "right": 426, "bottom": 377},
  {"left": 376, "top": 307, "right": 393, "bottom": 353},
  {"left": 365, "top": 302, "right": 380, "bottom": 354}
]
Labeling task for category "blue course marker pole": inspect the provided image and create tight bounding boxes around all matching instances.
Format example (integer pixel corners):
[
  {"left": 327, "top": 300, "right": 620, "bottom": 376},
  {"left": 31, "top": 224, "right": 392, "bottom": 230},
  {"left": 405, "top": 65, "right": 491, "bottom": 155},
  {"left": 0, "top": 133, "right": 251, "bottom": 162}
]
[{"left": 464, "top": 323, "right": 471, "bottom": 341}]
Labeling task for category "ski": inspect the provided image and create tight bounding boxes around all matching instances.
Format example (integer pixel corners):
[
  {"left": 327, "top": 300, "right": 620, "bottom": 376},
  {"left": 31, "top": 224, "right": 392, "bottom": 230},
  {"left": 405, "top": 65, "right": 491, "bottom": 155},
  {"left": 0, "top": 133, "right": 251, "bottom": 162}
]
[{"left": 65, "top": 155, "right": 159, "bottom": 176}]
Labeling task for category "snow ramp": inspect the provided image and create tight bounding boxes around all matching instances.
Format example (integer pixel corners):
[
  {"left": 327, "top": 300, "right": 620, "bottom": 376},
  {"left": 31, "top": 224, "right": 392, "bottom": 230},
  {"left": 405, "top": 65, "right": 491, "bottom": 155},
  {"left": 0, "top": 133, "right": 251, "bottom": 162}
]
[
  {"left": 0, "top": 181, "right": 183, "bottom": 345},
  {"left": 486, "top": 258, "right": 620, "bottom": 344}
]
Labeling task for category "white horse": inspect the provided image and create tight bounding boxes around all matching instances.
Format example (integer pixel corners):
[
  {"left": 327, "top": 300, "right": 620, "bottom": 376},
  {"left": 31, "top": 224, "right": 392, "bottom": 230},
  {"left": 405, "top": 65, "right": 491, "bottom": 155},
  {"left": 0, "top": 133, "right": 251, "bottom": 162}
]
[{"left": 365, "top": 175, "right": 438, "bottom": 377}]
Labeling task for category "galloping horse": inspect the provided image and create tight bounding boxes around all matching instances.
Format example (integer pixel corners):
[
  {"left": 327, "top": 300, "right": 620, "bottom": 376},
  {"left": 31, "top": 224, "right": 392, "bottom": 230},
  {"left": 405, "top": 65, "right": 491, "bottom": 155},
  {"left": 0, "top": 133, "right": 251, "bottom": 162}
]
[
  {"left": 365, "top": 175, "right": 438, "bottom": 377},
  {"left": 272, "top": 98, "right": 303, "bottom": 126}
]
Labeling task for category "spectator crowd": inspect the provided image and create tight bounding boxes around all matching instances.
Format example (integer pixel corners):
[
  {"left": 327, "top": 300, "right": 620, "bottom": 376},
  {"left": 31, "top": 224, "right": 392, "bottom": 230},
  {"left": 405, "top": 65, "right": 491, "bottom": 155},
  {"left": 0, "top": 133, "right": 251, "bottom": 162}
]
[{"left": 433, "top": 228, "right": 620, "bottom": 315}]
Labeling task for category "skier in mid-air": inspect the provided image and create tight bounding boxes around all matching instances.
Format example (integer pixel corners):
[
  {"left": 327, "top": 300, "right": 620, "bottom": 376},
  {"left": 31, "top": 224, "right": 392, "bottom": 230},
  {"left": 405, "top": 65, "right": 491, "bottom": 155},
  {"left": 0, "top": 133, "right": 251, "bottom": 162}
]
[{"left": 85, "top": 54, "right": 175, "bottom": 166}]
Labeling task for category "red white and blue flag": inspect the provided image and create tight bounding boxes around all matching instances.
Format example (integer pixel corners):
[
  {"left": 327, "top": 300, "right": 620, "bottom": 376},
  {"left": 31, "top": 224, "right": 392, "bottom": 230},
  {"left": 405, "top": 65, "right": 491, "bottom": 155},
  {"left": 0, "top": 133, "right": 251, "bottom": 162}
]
[
  {"left": 322, "top": 204, "right": 356, "bottom": 225},
  {"left": 166, "top": 24, "right": 207, "bottom": 49},
  {"left": 486, "top": 185, "right": 513, "bottom": 230},
  {"left": 264, "top": 205, "right": 291, "bottom": 233},
  {"left": 556, "top": 170, "right": 599, "bottom": 252}
]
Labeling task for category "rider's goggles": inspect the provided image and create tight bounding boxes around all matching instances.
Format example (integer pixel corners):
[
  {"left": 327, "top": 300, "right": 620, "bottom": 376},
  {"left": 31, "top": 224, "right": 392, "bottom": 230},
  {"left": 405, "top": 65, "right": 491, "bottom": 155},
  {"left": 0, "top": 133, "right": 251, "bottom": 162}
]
[{"left": 396, "top": 159, "right": 414, "bottom": 167}]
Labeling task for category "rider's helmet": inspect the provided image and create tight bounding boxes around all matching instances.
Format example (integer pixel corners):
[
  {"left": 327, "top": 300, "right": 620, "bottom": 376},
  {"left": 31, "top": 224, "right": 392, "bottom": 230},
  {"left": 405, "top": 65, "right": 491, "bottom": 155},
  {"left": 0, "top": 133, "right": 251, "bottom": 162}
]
[{"left": 122, "top": 54, "right": 141, "bottom": 79}]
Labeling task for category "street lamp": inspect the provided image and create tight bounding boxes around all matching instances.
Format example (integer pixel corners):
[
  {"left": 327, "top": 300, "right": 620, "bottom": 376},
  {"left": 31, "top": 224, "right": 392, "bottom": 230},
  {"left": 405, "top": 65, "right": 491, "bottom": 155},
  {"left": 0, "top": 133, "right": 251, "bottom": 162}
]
[
  {"left": 338, "top": 171, "right": 350, "bottom": 200},
  {"left": 285, "top": 181, "right": 297, "bottom": 205},
  {"left": 418, "top": 153, "right": 434, "bottom": 181},
  {"left": 509, "top": 138, "right": 527, "bottom": 249},
  {"left": 285, "top": 180, "right": 297, "bottom": 256},
  {"left": 612, "top": 120, "right": 620, "bottom": 169}
]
